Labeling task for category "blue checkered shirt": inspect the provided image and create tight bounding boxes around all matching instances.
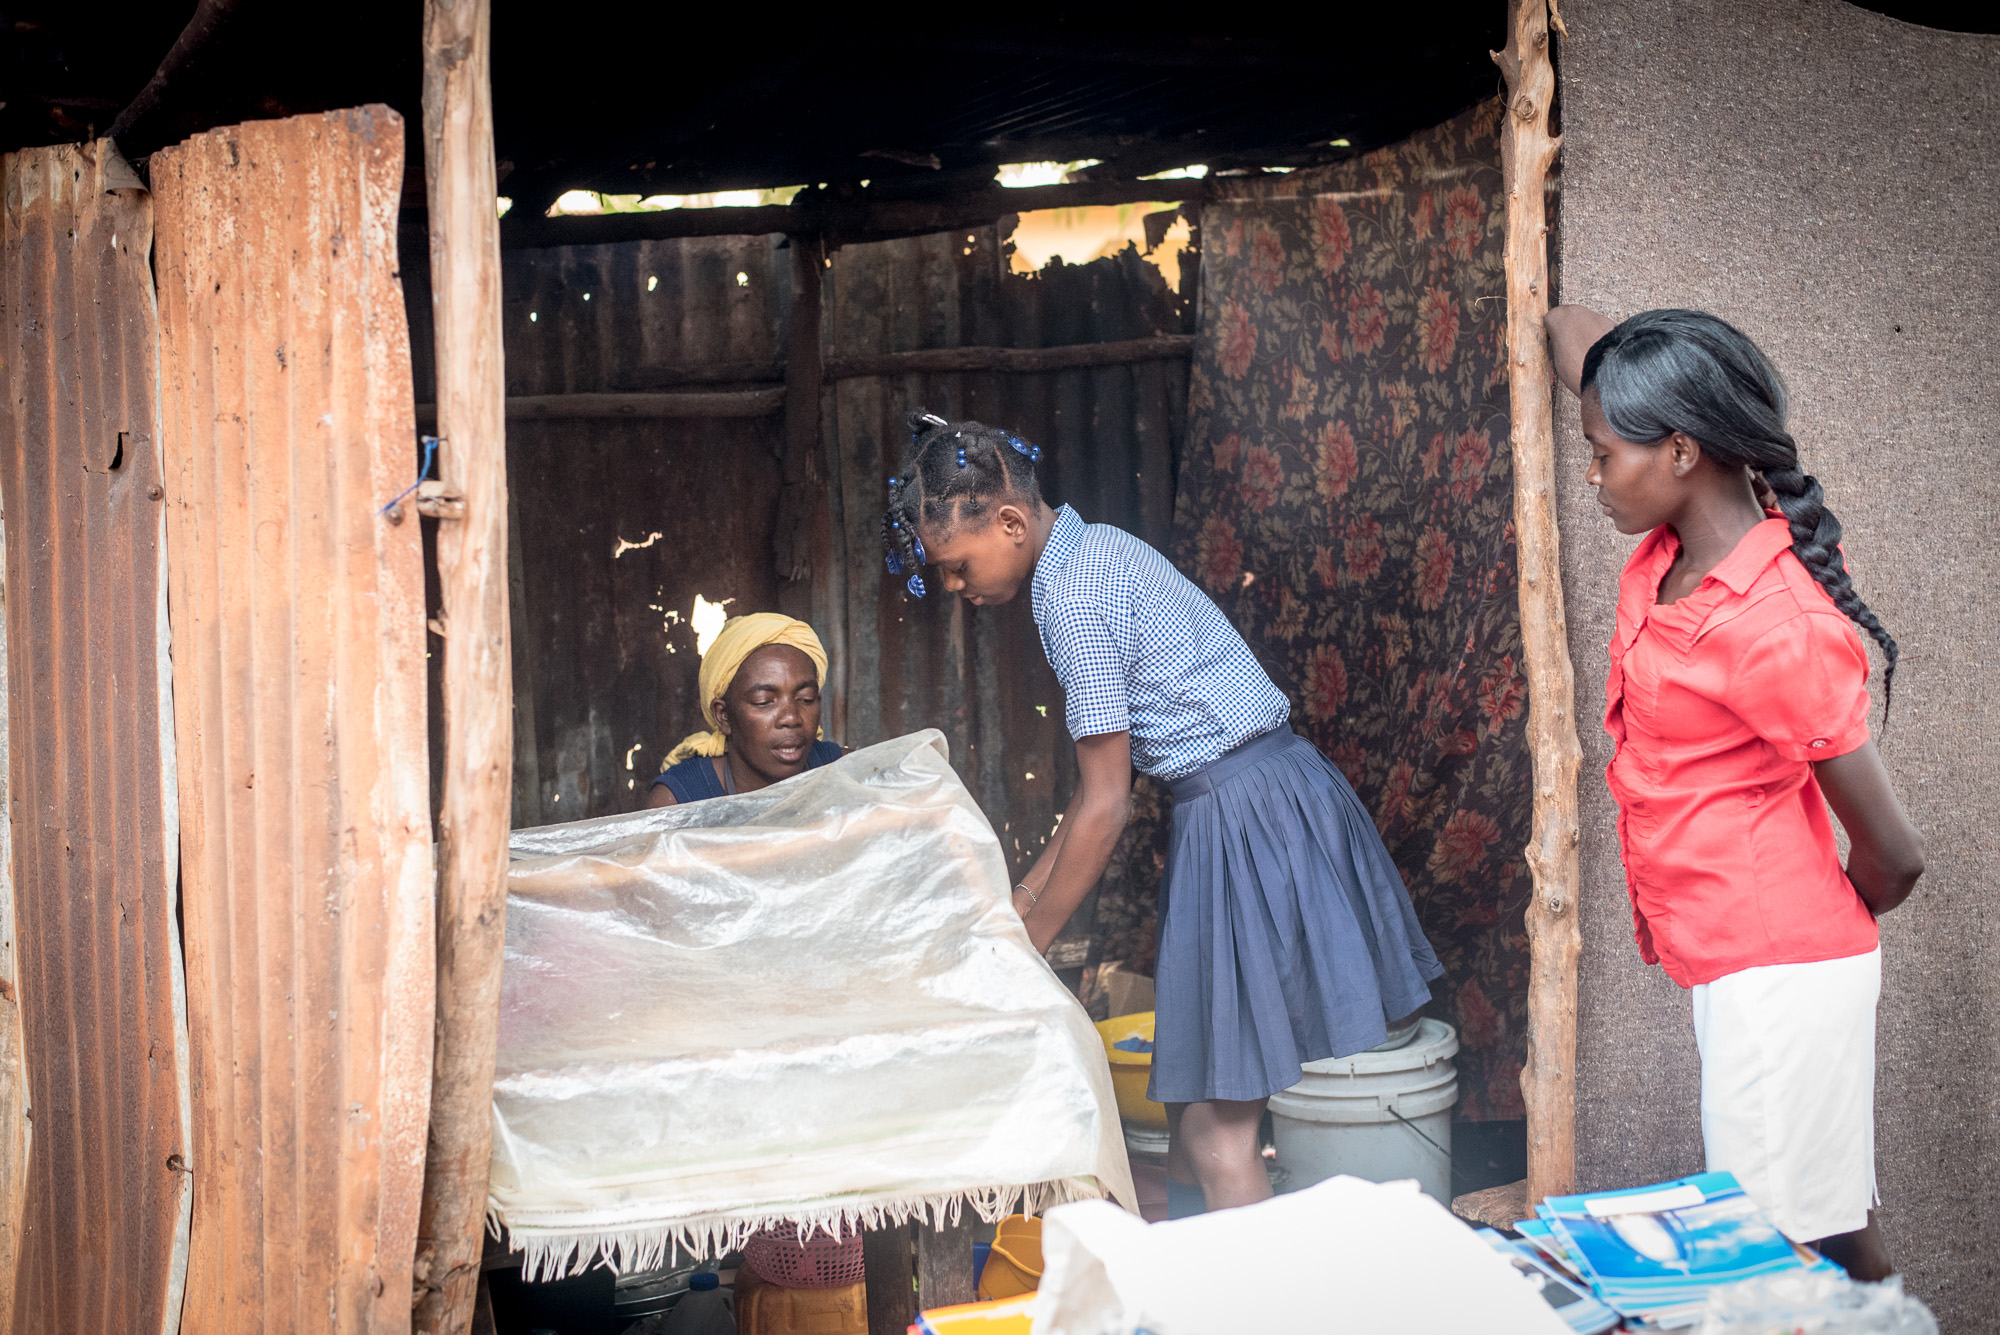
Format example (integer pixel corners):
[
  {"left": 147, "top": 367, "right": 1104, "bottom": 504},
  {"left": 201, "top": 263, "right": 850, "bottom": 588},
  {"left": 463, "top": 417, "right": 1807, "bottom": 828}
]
[{"left": 1030, "top": 505, "right": 1290, "bottom": 780}]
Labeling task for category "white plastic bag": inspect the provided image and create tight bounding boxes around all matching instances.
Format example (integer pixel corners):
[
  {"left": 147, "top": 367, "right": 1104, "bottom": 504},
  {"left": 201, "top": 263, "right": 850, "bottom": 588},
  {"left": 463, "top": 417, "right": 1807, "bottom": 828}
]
[
  {"left": 491, "top": 731, "right": 1134, "bottom": 1277},
  {"left": 1696, "top": 1270, "right": 1938, "bottom": 1335},
  {"left": 1031, "top": 1176, "right": 1571, "bottom": 1335}
]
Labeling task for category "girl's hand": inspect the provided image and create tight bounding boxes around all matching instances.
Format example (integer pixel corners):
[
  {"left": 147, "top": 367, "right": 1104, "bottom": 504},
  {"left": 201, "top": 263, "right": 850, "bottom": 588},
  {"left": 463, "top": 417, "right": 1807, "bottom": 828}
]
[
  {"left": 1814, "top": 739, "right": 1925, "bottom": 916},
  {"left": 1752, "top": 471, "right": 1780, "bottom": 512}
]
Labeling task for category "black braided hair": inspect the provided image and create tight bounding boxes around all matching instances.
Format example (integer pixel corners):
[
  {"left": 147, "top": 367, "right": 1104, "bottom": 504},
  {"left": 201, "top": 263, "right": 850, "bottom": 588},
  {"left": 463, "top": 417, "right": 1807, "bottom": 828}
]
[
  {"left": 1582, "top": 308, "right": 1899, "bottom": 716},
  {"left": 882, "top": 411, "right": 1046, "bottom": 598}
]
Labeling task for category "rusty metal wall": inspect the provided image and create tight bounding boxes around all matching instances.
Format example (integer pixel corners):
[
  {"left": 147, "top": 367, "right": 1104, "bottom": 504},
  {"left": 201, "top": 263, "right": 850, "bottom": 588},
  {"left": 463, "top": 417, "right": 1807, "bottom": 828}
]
[
  {"left": 0, "top": 507, "right": 20, "bottom": 1329},
  {"left": 152, "top": 108, "right": 434, "bottom": 1335},
  {"left": 821, "top": 229, "right": 1191, "bottom": 969},
  {"left": 0, "top": 140, "right": 188, "bottom": 1335},
  {"left": 471, "top": 224, "right": 1189, "bottom": 969},
  {"left": 468, "top": 235, "right": 794, "bottom": 825}
]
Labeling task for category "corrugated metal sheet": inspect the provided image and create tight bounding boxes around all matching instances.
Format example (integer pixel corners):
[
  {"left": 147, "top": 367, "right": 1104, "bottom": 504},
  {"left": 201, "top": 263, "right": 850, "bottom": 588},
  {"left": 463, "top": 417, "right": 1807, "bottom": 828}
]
[
  {"left": 473, "top": 223, "right": 1187, "bottom": 969},
  {"left": 480, "top": 235, "right": 795, "bottom": 825},
  {"left": 0, "top": 139, "right": 188, "bottom": 1335},
  {"left": 151, "top": 107, "right": 435, "bottom": 1335},
  {"left": 820, "top": 227, "right": 1190, "bottom": 968},
  {"left": 0, "top": 508, "right": 20, "bottom": 1329}
]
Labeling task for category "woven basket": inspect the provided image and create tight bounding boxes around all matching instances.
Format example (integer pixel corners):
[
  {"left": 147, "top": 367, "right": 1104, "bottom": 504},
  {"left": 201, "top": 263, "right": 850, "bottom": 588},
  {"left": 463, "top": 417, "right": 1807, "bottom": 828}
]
[{"left": 742, "top": 1223, "right": 866, "bottom": 1290}]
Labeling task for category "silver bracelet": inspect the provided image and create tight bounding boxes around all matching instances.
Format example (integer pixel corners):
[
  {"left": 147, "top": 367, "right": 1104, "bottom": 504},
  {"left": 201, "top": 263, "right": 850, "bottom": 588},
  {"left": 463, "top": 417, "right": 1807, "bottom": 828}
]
[{"left": 1015, "top": 883, "right": 1039, "bottom": 907}]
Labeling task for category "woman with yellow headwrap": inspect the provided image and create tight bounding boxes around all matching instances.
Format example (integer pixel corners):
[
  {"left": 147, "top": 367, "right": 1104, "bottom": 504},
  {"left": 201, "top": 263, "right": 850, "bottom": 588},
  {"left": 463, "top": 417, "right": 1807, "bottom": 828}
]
[{"left": 646, "top": 613, "right": 841, "bottom": 807}]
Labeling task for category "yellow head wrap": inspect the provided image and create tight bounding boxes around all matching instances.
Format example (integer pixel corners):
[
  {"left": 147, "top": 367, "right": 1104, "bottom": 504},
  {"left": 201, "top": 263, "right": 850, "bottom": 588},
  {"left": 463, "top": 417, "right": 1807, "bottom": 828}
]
[{"left": 663, "top": 613, "right": 830, "bottom": 767}]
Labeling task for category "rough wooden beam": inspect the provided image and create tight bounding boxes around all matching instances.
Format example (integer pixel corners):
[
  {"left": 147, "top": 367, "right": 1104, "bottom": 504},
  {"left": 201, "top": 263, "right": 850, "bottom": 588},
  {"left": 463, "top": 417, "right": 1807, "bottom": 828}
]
[
  {"left": 105, "top": 0, "right": 240, "bottom": 151},
  {"left": 504, "top": 203, "right": 793, "bottom": 247},
  {"left": 825, "top": 334, "right": 1193, "bottom": 380},
  {"left": 498, "top": 179, "right": 1202, "bottom": 250},
  {"left": 776, "top": 237, "right": 825, "bottom": 588},
  {"left": 1494, "top": 0, "right": 1580, "bottom": 1209},
  {"left": 508, "top": 388, "right": 784, "bottom": 419},
  {"left": 861, "top": 1215, "right": 976, "bottom": 1334},
  {"left": 863, "top": 1227, "right": 917, "bottom": 1335},
  {"left": 915, "top": 1217, "right": 976, "bottom": 1311},
  {"left": 415, "top": 388, "right": 785, "bottom": 425},
  {"left": 413, "top": 1, "right": 513, "bottom": 1332},
  {"left": 1452, "top": 1178, "right": 1528, "bottom": 1230}
]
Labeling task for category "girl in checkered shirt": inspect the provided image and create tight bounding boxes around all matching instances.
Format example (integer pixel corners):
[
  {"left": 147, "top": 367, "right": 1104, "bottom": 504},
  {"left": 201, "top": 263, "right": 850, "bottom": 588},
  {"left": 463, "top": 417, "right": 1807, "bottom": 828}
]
[{"left": 885, "top": 412, "right": 1443, "bottom": 1217}]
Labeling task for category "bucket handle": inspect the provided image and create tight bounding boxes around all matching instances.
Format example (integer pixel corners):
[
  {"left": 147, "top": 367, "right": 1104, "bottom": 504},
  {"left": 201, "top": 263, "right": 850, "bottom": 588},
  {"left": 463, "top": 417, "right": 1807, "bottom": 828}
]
[{"left": 1387, "top": 1105, "right": 1450, "bottom": 1162}]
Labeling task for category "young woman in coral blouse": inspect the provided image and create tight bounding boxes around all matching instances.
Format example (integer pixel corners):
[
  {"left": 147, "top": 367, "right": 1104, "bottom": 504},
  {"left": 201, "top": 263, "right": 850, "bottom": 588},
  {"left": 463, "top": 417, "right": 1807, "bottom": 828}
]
[{"left": 1546, "top": 306, "right": 1925, "bottom": 1281}]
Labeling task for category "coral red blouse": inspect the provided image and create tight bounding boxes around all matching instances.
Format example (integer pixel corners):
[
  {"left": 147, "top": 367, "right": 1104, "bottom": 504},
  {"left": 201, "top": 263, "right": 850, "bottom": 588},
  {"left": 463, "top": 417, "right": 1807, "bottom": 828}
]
[{"left": 1605, "top": 517, "right": 1878, "bottom": 987}]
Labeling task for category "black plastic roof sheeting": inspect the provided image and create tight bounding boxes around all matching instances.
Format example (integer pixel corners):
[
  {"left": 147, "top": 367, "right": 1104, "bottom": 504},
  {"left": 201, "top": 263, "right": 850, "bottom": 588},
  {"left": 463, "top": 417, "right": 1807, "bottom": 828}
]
[
  {"left": 0, "top": 4, "right": 1507, "bottom": 208},
  {"left": 5, "top": 2, "right": 1994, "bottom": 192}
]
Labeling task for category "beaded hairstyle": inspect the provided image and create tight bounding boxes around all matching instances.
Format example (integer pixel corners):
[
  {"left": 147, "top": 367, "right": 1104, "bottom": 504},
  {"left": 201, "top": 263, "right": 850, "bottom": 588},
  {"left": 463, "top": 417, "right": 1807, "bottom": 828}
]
[{"left": 881, "top": 411, "right": 1045, "bottom": 598}]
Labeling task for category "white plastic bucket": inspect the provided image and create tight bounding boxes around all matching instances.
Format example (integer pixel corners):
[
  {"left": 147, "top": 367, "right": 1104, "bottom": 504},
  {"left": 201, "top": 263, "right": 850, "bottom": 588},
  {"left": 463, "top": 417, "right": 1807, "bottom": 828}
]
[{"left": 1268, "top": 1018, "right": 1459, "bottom": 1203}]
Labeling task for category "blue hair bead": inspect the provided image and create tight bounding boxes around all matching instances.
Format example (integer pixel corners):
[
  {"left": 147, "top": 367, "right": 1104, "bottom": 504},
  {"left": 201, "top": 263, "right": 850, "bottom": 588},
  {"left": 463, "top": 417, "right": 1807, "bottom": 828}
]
[
  {"left": 885, "top": 551, "right": 903, "bottom": 575},
  {"left": 913, "top": 535, "right": 927, "bottom": 564},
  {"left": 906, "top": 573, "right": 927, "bottom": 598},
  {"left": 957, "top": 448, "right": 967, "bottom": 467}
]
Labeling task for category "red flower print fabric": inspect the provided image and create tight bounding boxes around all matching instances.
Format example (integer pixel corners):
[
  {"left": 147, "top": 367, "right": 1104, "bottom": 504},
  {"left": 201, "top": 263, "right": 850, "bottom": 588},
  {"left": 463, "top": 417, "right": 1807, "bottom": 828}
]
[{"left": 1170, "top": 101, "right": 1532, "bottom": 1120}]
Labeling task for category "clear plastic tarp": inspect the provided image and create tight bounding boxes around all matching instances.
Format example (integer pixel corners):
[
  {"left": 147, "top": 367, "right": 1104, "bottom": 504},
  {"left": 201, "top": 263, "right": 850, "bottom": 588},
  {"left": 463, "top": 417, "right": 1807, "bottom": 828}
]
[{"left": 490, "top": 730, "right": 1134, "bottom": 1276}]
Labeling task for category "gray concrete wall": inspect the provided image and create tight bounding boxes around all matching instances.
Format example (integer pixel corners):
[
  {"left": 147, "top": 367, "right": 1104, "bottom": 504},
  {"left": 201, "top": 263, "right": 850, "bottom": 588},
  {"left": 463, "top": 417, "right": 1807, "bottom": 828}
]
[{"left": 1554, "top": 1, "right": 1998, "bottom": 1322}]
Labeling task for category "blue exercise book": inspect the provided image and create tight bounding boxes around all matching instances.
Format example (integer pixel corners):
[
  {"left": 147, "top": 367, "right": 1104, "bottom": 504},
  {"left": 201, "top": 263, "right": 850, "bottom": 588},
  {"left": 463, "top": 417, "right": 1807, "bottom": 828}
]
[{"left": 1540, "top": 1171, "right": 1802, "bottom": 1295}]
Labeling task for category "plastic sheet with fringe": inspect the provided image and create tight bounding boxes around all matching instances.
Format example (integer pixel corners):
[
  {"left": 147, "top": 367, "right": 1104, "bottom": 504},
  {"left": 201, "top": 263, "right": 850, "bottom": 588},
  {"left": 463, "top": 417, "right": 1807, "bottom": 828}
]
[{"left": 489, "top": 729, "right": 1135, "bottom": 1278}]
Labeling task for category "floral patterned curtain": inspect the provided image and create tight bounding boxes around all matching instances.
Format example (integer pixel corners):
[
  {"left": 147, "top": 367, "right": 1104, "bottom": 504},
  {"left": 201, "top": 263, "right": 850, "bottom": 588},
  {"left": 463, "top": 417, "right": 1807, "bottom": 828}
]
[{"left": 1170, "top": 100, "right": 1531, "bottom": 1120}]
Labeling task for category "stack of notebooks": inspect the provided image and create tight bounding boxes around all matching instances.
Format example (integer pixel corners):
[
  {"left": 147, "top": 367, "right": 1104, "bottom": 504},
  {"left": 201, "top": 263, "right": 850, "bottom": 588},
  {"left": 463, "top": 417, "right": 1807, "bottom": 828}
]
[{"left": 1512, "top": 1171, "right": 1843, "bottom": 1330}]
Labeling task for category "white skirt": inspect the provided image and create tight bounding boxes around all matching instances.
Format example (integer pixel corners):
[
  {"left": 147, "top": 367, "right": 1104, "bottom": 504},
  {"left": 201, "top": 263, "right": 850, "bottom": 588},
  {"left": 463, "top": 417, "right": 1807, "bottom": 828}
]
[{"left": 1691, "top": 948, "right": 1880, "bottom": 1243}]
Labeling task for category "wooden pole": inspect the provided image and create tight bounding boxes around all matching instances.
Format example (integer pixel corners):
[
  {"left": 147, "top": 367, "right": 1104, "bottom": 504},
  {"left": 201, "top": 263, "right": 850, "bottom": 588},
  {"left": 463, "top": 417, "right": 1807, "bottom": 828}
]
[
  {"left": 775, "top": 236, "right": 825, "bottom": 596},
  {"left": 497, "top": 178, "right": 1204, "bottom": 250},
  {"left": 1493, "top": 0, "right": 1581, "bottom": 1208},
  {"left": 413, "top": 1, "right": 512, "bottom": 1331},
  {"left": 824, "top": 334, "right": 1193, "bottom": 381}
]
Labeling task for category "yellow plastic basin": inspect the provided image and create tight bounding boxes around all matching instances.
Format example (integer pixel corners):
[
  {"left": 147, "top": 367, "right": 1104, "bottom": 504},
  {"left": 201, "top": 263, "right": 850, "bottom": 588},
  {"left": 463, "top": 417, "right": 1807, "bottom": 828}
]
[
  {"left": 976, "top": 1215, "right": 1045, "bottom": 1302},
  {"left": 1094, "top": 1011, "right": 1168, "bottom": 1130}
]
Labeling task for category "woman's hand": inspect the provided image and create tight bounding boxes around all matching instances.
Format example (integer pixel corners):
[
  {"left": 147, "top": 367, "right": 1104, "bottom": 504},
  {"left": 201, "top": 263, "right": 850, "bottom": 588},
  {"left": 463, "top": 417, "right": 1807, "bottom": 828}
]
[
  {"left": 1546, "top": 304, "right": 1616, "bottom": 399},
  {"left": 1814, "top": 740, "right": 1926, "bottom": 916}
]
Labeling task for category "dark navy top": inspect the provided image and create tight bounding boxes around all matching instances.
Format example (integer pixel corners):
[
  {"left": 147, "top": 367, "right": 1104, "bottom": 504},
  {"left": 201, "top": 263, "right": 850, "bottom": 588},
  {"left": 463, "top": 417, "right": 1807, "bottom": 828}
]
[{"left": 651, "top": 740, "right": 844, "bottom": 804}]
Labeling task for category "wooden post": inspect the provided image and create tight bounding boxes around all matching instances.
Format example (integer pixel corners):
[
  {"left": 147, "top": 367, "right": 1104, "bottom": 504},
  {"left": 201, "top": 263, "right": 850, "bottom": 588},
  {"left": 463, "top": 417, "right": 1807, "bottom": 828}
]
[
  {"left": 863, "top": 1217, "right": 976, "bottom": 1334},
  {"left": 413, "top": 1, "right": 512, "bottom": 1332},
  {"left": 916, "top": 1218, "right": 976, "bottom": 1311},
  {"left": 775, "top": 234, "right": 824, "bottom": 618},
  {"left": 863, "top": 1226, "right": 917, "bottom": 1335},
  {"left": 1494, "top": 0, "right": 1581, "bottom": 1207}
]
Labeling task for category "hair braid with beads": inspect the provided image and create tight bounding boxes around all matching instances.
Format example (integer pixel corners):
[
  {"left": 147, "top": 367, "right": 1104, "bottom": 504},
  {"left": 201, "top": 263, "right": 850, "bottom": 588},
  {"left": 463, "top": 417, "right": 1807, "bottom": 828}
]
[
  {"left": 1582, "top": 308, "right": 1899, "bottom": 715},
  {"left": 881, "top": 411, "right": 1045, "bottom": 597}
]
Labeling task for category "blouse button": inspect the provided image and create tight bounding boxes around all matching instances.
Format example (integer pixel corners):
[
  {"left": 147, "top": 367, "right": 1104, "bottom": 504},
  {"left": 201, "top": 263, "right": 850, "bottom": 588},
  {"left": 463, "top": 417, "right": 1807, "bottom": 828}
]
[{"left": 1810, "top": 739, "right": 1829, "bottom": 749}]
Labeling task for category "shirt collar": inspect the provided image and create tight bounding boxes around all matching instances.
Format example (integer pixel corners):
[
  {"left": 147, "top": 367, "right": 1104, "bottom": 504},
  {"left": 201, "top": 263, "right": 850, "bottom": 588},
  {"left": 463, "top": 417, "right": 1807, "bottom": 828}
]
[
  {"left": 1708, "top": 517, "right": 1794, "bottom": 595},
  {"left": 1031, "top": 505, "right": 1085, "bottom": 612},
  {"left": 1634, "top": 516, "right": 1793, "bottom": 602}
]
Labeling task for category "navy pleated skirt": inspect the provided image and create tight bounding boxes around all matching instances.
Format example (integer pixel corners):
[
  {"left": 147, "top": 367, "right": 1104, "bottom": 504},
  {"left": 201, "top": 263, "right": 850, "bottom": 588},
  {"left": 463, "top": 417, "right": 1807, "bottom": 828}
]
[{"left": 1148, "top": 727, "right": 1444, "bottom": 1104}]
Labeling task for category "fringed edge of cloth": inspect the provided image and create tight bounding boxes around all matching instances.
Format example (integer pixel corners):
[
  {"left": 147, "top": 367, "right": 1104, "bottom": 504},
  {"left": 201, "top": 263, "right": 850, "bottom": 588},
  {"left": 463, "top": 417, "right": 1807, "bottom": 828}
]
[{"left": 490, "top": 1175, "right": 1110, "bottom": 1281}]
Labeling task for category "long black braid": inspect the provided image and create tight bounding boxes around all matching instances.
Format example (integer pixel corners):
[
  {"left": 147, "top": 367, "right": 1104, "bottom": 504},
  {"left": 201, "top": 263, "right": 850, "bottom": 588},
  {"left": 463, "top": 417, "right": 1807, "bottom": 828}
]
[
  {"left": 1583, "top": 308, "right": 1899, "bottom": 715},
  {"left": 881, "top": 411, "right": 1046, "bottom": 597}
]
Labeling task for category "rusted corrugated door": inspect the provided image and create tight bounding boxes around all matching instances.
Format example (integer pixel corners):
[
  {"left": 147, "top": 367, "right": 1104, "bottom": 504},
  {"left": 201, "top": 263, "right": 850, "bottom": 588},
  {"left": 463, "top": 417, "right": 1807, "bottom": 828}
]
[
  {"left": 151, "top": 108, "right": 434, "bottom": 1335},
  {"left": 0, "top": 141, "right": 190, "bottom": 1335}
]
